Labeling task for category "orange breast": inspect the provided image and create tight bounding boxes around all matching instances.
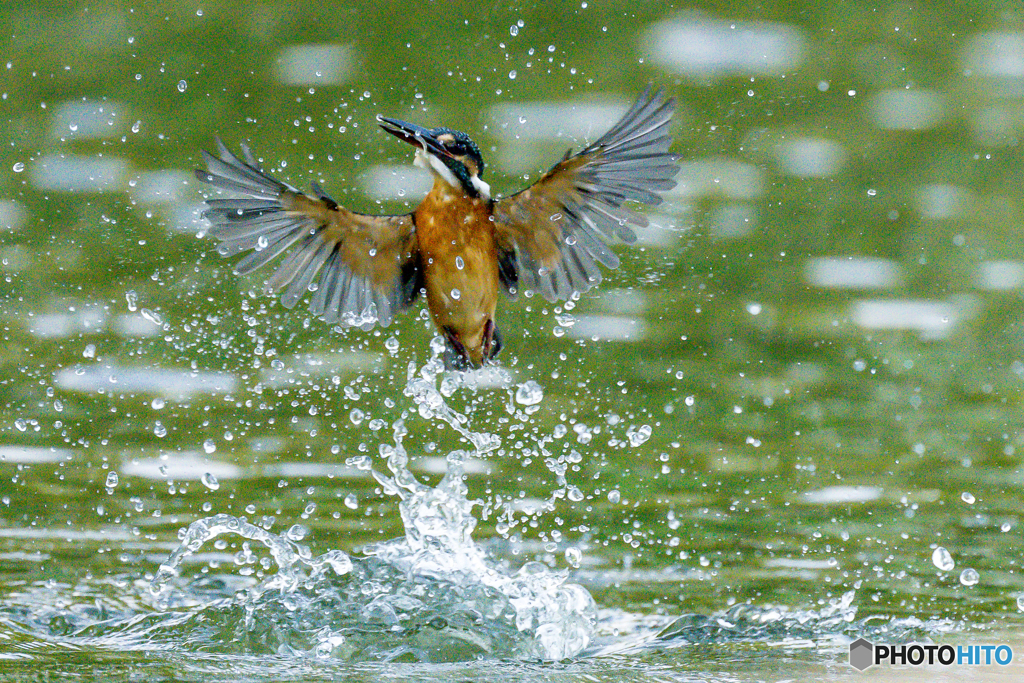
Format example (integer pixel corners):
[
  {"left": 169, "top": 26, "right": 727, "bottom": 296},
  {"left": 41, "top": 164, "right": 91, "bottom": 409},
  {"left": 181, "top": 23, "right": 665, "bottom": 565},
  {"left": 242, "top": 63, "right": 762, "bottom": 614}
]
[{"left": 415, "top": 180, "right": 499, "bottom": 364}]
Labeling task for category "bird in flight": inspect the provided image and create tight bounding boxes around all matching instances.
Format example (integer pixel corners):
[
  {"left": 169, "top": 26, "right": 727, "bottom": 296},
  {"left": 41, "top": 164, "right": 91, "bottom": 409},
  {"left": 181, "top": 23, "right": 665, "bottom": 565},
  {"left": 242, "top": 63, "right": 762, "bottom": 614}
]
[{"left": 194, "top": 87, "right": 679, "bottom": 370}]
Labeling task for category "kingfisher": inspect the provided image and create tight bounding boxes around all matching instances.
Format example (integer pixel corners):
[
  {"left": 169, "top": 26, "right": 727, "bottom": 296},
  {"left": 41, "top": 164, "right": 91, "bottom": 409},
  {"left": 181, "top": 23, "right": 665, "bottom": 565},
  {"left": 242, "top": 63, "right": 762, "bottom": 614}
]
[{"left": 194, "top": 87, "right": 680, "bottom": 369}]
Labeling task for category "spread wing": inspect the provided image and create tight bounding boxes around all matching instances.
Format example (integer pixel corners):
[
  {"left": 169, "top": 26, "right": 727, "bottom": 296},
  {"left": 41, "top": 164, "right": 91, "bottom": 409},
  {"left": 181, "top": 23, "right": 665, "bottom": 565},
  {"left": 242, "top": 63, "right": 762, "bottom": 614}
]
[
  {"left": 492, "top": 87, "right": 680, "bottom": 302},
  {"left": 194, "top": 139, "right": 420, "bottom": 328}
]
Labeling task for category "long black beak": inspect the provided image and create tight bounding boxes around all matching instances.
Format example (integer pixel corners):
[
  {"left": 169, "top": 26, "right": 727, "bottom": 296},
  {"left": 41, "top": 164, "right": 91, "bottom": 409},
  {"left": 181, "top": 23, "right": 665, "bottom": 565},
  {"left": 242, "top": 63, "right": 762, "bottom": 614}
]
[{"left": 376, "top": 116, "right": 450, "bottom": 158}]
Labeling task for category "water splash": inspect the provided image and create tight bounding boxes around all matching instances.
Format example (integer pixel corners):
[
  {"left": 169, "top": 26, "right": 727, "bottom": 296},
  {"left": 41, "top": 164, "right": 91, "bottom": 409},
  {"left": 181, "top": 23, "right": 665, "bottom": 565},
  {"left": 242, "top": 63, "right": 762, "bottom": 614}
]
[
  {"left": 139, "top": 357, "right": 596, "bottom": 662},
  {"left": 594, "top": 589, "right": 960, "bottom": 657}
]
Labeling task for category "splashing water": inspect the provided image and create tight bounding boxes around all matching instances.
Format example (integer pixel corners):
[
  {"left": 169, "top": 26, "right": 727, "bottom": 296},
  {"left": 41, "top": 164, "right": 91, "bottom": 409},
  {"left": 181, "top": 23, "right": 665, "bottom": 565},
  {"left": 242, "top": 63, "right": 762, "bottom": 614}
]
[
  {"left": 0, "top": 353, "right": 965, "bottom": 671},
  {"left": 141, "top": 357, "right": 596, "bottom": 662}
]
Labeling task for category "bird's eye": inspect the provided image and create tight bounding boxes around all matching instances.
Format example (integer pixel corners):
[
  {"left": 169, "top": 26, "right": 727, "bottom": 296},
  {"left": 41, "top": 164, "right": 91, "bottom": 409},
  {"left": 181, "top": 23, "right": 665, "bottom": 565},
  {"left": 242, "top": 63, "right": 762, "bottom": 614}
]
[{"left": 447, "top": 141, "right": 466, "bottom": 154}]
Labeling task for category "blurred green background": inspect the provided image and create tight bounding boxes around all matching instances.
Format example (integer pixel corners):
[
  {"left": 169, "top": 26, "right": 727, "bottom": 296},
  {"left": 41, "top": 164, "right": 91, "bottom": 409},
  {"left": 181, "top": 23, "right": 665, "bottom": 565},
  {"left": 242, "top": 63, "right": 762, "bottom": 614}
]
[{"left": 3, "top": 0, "right": 1024, "bottom": 679}]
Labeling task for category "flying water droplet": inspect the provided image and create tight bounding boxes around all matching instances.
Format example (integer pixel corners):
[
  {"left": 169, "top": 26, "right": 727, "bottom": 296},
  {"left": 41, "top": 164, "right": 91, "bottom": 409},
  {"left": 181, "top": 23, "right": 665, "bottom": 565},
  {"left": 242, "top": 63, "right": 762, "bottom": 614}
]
[
  {"left": 959, "top": 568, "right": 979, "bottom": 586},
  {"left": 450, "top": 288, "right": 461, "bottom": 300},
  {"left": 961, "top": 491, "right": 976, "bottom": 504},
  {"left": 455, "top": 256, "right": 465, "bottom": 270},
  {"left": 607, "top": 489, "right": 621, "bottom": 504},
  {"left": 627, "top": 424, "right": 652, "bottom": 447},
  {"left": 344, "top": 493, "right": 358, "bottom": 510},
  {"left": 565, "top": 547, "right": 582, "bottom": 568},
  {"left": 12, "top": 162, "right": 24, "bottom": 173},
  {"left": 203, "top": 439, "right": 216, "bottom": 454},
  {"left": 176, "top": 80, "right": 187, "bottom": 93},
  {"left": 125, "top": 290, "right": 138, "bottom": 311},
  {"left": 141, "top": 308, "right": 162, "bottom": 325},
  {"left": 515, "top": 380, "right": 544, "bottom": 406},
  {"left": 201, "top": 472, "right": 220, "bottom": 491},
  {"left": 154, "top": 422, "right": 167, "bottom": 438},
  {"left": 931, "top": 546, "right": 954, "bottom": 571},
  {"left": 105, "top": 471, "right": 119, "bottom": 488}
]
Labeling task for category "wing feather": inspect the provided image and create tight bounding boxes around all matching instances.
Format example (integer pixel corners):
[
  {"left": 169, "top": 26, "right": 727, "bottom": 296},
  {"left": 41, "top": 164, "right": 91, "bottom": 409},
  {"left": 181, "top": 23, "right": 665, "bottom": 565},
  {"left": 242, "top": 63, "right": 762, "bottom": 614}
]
[
  {"left": 492, "top": 87, "right": 680, "bottom": 302},
  {"left": 195, "top": 140, "right": 419, "bottom": 328}
]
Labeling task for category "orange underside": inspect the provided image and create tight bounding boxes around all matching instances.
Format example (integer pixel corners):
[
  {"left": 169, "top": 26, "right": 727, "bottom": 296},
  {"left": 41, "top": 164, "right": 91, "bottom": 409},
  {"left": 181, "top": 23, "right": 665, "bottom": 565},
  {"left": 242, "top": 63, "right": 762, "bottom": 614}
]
[{"left": 414, "top": 179, "right": 500, "bottom": 366}]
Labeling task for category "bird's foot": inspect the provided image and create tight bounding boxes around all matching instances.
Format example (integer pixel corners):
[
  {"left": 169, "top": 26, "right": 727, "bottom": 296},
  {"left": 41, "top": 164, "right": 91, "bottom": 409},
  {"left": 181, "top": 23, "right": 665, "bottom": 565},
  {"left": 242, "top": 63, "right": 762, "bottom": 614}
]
[
  {"left": 482, "top": 319, "right": 503, "bottom": 361},
  {"left": 442, "top": 327, "right": 472, "bottom": 371}
]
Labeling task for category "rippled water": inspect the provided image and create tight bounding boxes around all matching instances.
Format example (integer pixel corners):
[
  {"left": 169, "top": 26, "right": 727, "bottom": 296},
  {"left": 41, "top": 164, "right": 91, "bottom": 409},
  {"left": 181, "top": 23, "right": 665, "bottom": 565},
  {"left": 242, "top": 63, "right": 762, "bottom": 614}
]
[{"left": 4, "top": 1, "right": 1024, "bottom": 681}]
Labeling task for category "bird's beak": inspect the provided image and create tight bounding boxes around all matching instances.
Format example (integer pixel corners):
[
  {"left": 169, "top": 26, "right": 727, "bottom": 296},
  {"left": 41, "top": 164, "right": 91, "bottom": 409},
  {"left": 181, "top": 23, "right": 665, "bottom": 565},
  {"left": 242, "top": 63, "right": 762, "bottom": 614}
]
[{"left": 376, "top": 116, "right": 451, "bottom": 158}]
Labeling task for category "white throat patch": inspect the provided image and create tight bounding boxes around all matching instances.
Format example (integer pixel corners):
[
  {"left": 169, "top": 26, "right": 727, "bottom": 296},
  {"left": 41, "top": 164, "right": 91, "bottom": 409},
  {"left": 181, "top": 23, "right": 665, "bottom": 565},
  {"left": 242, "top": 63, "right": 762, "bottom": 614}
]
[{"left": 413, "top": 145, "right": 490, "bottom": 200}]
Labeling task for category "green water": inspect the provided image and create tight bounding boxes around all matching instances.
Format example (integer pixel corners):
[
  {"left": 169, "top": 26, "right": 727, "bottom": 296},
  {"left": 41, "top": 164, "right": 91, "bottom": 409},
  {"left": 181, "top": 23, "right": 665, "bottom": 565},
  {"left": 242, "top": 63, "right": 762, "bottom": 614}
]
[{"left": 3, "top": 1, "right": 1024, "bottom": 680}]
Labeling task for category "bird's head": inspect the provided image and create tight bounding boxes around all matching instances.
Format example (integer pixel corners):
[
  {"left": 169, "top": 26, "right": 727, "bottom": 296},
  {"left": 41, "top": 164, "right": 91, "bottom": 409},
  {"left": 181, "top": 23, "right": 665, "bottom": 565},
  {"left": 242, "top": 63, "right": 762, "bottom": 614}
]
[{"left": 377, "top": 116, "right": 490, "bottom": 200}]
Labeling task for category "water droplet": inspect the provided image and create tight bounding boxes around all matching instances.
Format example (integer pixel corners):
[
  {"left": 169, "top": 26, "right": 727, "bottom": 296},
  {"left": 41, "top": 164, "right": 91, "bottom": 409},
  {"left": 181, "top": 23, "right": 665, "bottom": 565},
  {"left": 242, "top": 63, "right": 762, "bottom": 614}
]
[
  {"left": 961, "top": 491, "right": 976, "bottom": 504},
  {"left": 131, "top": 120, "right": 141, "bottom": 133},
  {"left": 12, "top": 162, "right": 24, "bottom": 172},
  {"left": 867, "top": 188, "right": 877, "bottom": 197},
  {"left": 141, "top": 308, "right": 162, "bottom": 325},
  {"left": 564, "top": 547, "right": 582, "bottom": 568},
  {"left": 53, "top": 399, "right": 63, "bottom": 412},
  {"left": 68, "top": 123, "right": 78, "bottom": 132},
  {"left": 125, "top": 290, "right": 138, "bottom": 311},
  {"left": 450, "top": 288, "right": 461, "bottom": 300},
  {"left": 567, "top": 486, "right": 584, "bottom": 502},
  {"left": 350, "top": 409, "right": 364, "bottom": 426},
  {"left": 14, "top": 418, "right": 27, "bottom": 432},
  {"left": 509, "top": 70, "right": 517, "bottom": 80},
  {"left": 1017, "top": 595, "right": 1024, "bottom": 611},
  {"left": 153, "top": 422, "right": 167, "bottom": 438},
  {"left": 627, "top": 424, "right": 652, "bottom": 447},
  {"left": 344, "top": 493, "right": 358, "bottom": 509},
  {"left": 203, "top": 439, "right": 216, "bottom": 454},
  {"left": 105, "top": 471, "right": 119, "bottom": 488},
  {"left": 201, "top": 472, "right": 220, "bottom": 490},
  {"left": 959, "top": 568, "right": 979, "bottom": 586},
  {"left": 83, "top": 344, "right": 96, "bottom": 358},
  {"left": 455, "top": 256, "right": 465, "bottom": 270},
  {"left": 151, "top": 398, "right": 165, "bottom": 409},
  {"left": 515, "top": 380, "right": 544, "bottom": 406},
  {"left": 176, "top": 79, "right": 187, "bottom": 93},
  {"left": 747, "top": 302, "right": 762, "bottom": 315},
  {"left": 931, "top": 546, "right": 954, "bottom": 571},
  {"left": 385, "top": 337, "right": 400, "bottom": 354},
  {"left": 607, "top": 489, "right": 621, "bottom": 504}
]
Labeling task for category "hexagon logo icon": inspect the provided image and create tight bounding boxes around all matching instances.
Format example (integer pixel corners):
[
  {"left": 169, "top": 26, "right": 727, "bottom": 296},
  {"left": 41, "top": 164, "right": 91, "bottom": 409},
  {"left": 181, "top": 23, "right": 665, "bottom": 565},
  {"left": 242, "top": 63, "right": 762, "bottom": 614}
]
[{"left": 849, "top": 638, "right": 874, "bottom": 671}]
